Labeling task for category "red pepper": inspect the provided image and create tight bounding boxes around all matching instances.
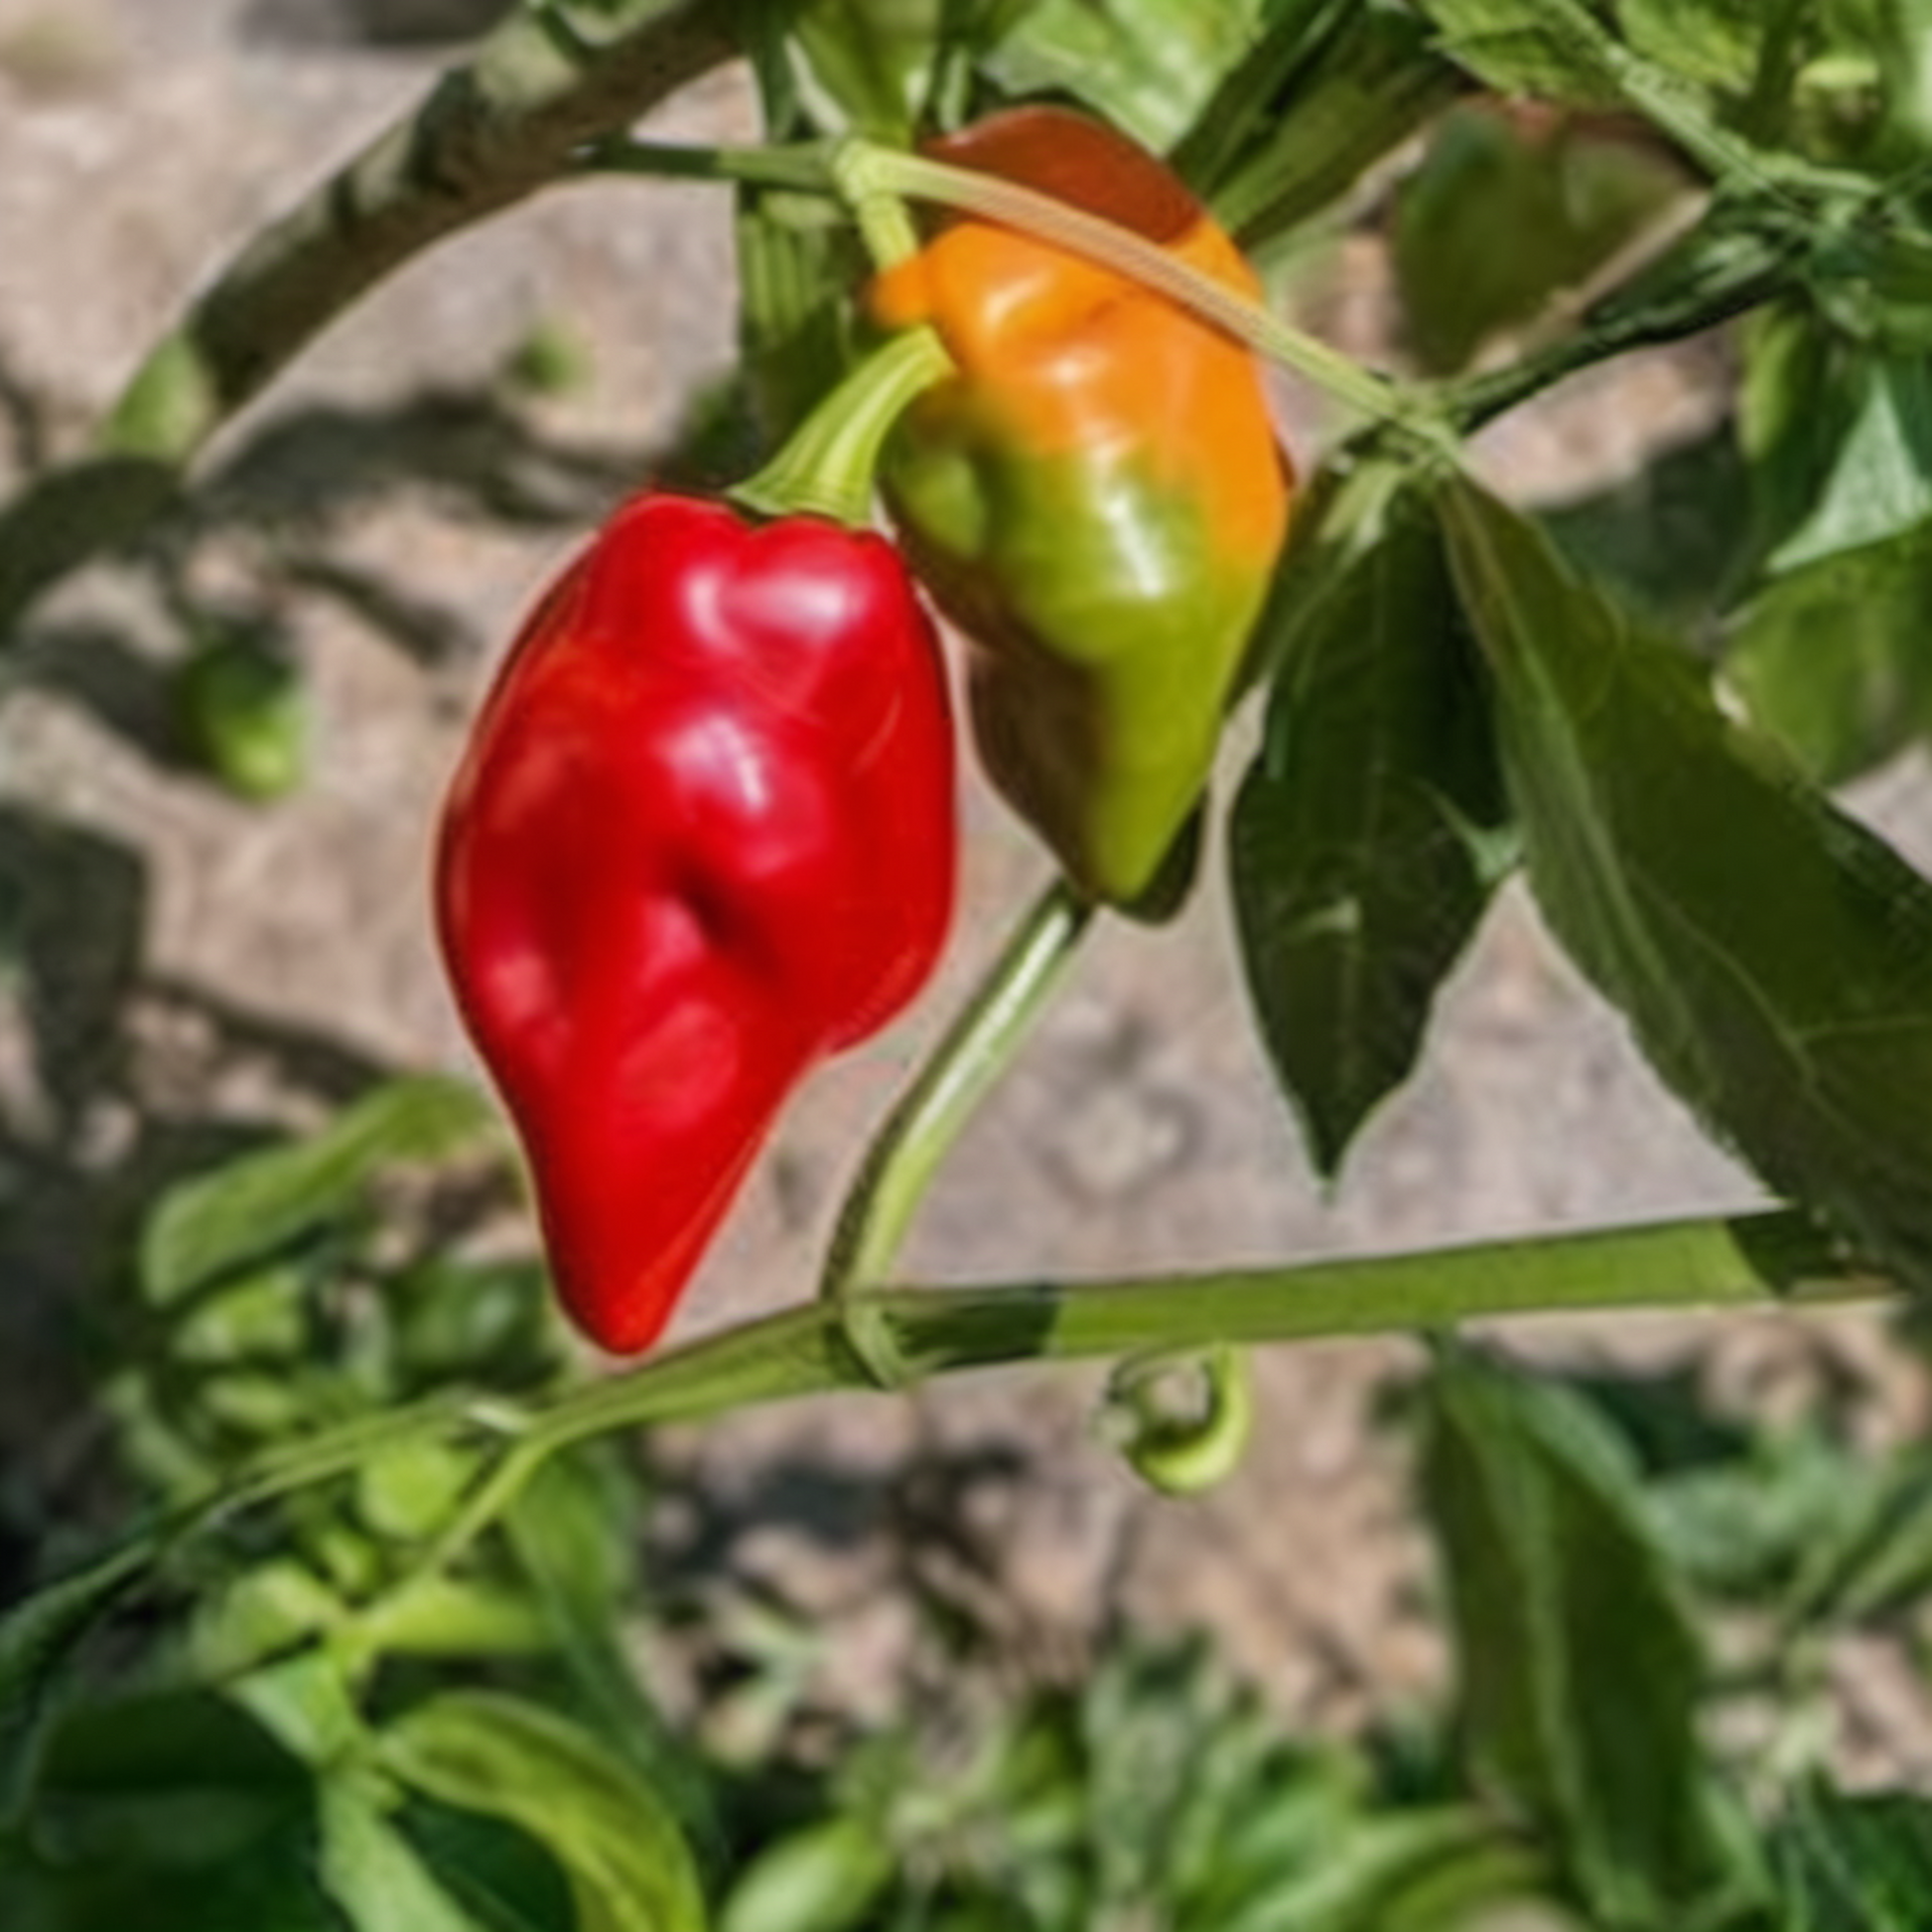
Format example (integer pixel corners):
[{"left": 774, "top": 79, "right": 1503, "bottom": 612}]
[{"left": 435, "top": 491, "right": 955, "bottom": 1354}]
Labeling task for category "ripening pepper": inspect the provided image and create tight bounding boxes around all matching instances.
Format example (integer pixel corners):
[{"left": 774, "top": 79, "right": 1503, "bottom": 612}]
[
  {"left": 868, "top": 105, "right": 1294, "bottom": 910},
  {"left": 435, "top": 492, "right": 955, "bottom": 1354}
]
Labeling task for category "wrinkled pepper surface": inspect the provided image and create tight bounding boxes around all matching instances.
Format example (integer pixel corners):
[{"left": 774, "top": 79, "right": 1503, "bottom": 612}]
[
  {"left": 869, "top": 105, "right": 1293, "bottom": 908},
  {"left": 436, "top": 493, "right": 955, "bottom": 1354}
]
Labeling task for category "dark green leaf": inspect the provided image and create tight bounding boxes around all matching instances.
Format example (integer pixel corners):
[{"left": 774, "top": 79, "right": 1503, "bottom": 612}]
[
  {"left": 1543, "top": 424, "right": 1754, "bottom": 632},
  {"left": 734, "top": 192, "right": 863, "bottom": 451},
  {"left": 404, "top": 1799, "right": 577, "bottom": 1932},
  {"left": 1172, "top": 0, "right": 1353, "bottom": 200},
  {"left": 32, "top": 1691, "right": 310, "bottom": 1870},
  {"left": 0, "top": 1539, "right": 153, "bottom": 1825},
  {"left": 1231, "top": 460, "right": 1508, "bottom": 1179},
  {"left": 380, "top": 1691, "right": 706, "bottom": 1932},
  {"left": 389, "top": 1255, "right": 556, "bottom": 1391},
  {"left": 1735, "top": 300, "right": 1863, "bottom": 570},
  {"left": 140, "top": 1075, "right": 497, "bottom": 1307},
  {"left": 1420, "top": 1347, "right": 1748, "bottom": 1929},
  {"left": 1395, "top": 103, "right": 1689, "bottom": 373},
  {"left": 1725, "top": 520, "right": 1932, "bottom": 783},
  {"left": 1442, "top": 475, "right": 1932, "bottom": 1299},
  {"left": 1180, "top": 1, "right": 1460, "bottom": 251},
  {"left": 0, "top": 1814, "right": 336, "bottom": 1932},
  {"left": 1771, "top": 1785, "right": 1932, "bottom": 1929}
]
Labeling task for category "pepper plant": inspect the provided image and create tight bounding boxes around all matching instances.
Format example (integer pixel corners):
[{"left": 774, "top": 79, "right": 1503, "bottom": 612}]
[{"left": 12, "top": 0, "right": 1932, "bottom": 1924}]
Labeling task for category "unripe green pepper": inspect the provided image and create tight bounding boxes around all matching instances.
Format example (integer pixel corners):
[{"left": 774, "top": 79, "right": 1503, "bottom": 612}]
[{"left": 868, "top": 107, "right": 1293, "bottom": 910}]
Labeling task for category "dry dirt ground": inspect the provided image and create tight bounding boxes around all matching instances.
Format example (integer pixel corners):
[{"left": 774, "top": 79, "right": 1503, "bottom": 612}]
[{"left": 5, "top": 0, "right": 1932, "bottom": 1767}]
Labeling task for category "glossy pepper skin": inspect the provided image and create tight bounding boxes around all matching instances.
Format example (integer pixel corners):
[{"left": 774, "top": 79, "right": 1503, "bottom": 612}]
[
  {"left": 869, "top": 107, "right": 1293, "bottom": 909},
  {"left": 436, "top": 494, "right": 955, "bottom": 1354}
]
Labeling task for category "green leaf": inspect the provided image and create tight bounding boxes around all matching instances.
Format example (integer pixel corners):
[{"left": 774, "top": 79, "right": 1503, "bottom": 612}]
[
  {"left": 1543, "top": 424, "right": 1755, "bottom": 632},
  {"left": 719, "top": 1819, "right": 894, "bottom": 1932},
  {"left": 734, "top": 191, "right": 863, "bottom": 451},
  {"left": 1615, "top": 0, "right": 1763, "bottom": 97},
  {"left": 793, "top": 0, "right": 945, "bottom": 138},
  {"left": 1420, "top": 1348, "right": 1747, "bottom": 1929},
  {"left": 1735, "top": 300, "right": 1864, "bottom": 570},
  {"left": 500, "top": 1456, "right": 703, "bottom": 1821},
  {"left": 403, "top": 1800, "right": 578, "bottom": 1932},
  {"left": 0, "top": 1816, "right": 336, "bottom": 1932},
  {"left": 980, "top": 0, "right": 1272, "bottom": 152},
  {"left": 1395, "top": 103, "right": 1689, "bottom": 373},
  {"left": 1647, "top": 1426, "right": 1880, "bottom": 1604},
  {"left": 380, "top": 1691, "right": 706, "bottom": 1932},
  {"left": 0, "top": 1539, "right": 153, "bottom": 1825},
  {"left": 1189, "top": 0, "right": 1461, "bottom": 252},
  {"left": 320, "top": 1775, "right": 489, "bottom": 1932},
  {"left": 350, "top": 1576, "right": 553, "bottom": 1662},
  {"left": 1761, "top": 317, "right": 1932, "bottom": 568},
  {"left": 389, "top": 1255, "right": 556, "bottom": 1392},
  {"left": 1725, "top": 520, "right": 1932, "bottom": 783},
  {"left": 726, "top": 0, "right": 947, "bottom": 140},
  {"left": 1771, "top": 1785, "right": 1932, "bottom": 1929},
  {"left": 356, "top": 1438, "right": 483, "bottom": 1543},
  {"left": 1411, "top": 0, "right": 1630, "bottom": 107},
  {"left": 140, "top": 1075, "right": 497, "bottom": 1307},
  {"left": 1442, "top": 475, "right": 1932, "bottom": 1299},
  {"left": 32, "top": 1691, "right": 310, "bottom": 1870},
  {"left": 1231, "top": 461, "right": 1508, "bottom": 1179},
  {"left": 1785, "top": 1440, "right": 1932, "bottom": 1624}
]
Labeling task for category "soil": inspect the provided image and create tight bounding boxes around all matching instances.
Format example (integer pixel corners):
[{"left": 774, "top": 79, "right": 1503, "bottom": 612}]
[{"left": 4, "top": 0, "right": 1931, "bottom": 1764}]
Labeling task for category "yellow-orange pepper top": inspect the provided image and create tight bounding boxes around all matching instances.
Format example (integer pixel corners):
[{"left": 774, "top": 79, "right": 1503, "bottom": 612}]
[{"left": 870, "top": 106, "right": 1293, "bottom": 908}]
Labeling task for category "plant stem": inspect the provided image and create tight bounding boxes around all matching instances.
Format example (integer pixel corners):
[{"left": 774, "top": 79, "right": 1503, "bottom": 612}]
[
  {"left": 67, "top": 1207, "right": 1890, "bottom": 1611},
  {"left": 581, "top": 136, "right": 837, "bottom": 193},
  {"left": 519, "top": 1207, "right": 1891, "bottom": 1448},
  {"left": 819, "top": 878, "right": 1094, "bottom": 1307},
  {"left": 1437, "top": 215, "right": 1801, "bottom": 435},
  {"left": 732, "top": 325, "right": 953, "bottom": 527},
  {"left": 833, "top": 143, "right": 1449, "bottom": 447}
]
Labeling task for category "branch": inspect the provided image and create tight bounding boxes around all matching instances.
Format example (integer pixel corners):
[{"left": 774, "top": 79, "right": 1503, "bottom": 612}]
[{"left": 0, "top": 0, "right": 736, "bottom": 634}]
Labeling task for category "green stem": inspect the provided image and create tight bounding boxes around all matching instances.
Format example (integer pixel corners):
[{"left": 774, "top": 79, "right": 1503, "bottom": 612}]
[
  {"left": 598, "top": 135, "right": 1449, "bottom": 443},
  {"left": 731, "top": 324, "right": 953, "bottom": 526},
  {"left": 64, "top": 1206, "right": 1891, "bottom": 1613},
  {"left": 833, "top": 143, "right": 1446, "bottom": 447},
  {"left": 820, "top": 878, "right": 1094, "bottom": 1308},
  {"left": 1437, "top": 214, "right": 1801, "bottom": 435},
  {"left": 579, "top": 136, "right": 838, "bottom": 193},
  {"left": 478, "top": 1206, "right": 1889, "bottom": 1449}
]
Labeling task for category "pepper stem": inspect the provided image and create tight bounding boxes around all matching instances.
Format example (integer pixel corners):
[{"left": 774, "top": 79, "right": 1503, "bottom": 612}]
[
  {"left": 820, "top": 878, "right": 1094, "bottom": 1311},
  {"left": 832, "top": 141, "right": 1455, "bottom": 453},
  {"left": 730, "top": 324, "right": 953, "bottom": 528}
]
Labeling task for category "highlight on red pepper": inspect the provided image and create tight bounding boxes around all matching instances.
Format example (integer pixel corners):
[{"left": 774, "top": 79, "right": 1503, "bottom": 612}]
[
  {"left": 435, "top": 340, "right": 957, "bottom": 1355},
  {"left": 868, "top": 105, "right": 1294, "bottom": 912}
]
